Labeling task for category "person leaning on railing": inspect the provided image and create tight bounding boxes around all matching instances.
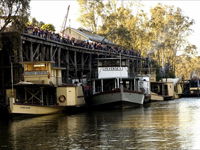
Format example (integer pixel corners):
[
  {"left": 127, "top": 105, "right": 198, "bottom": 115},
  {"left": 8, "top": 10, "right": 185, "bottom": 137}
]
[{"left": 23, "top": 26, "right": 139, "bottom": 57}]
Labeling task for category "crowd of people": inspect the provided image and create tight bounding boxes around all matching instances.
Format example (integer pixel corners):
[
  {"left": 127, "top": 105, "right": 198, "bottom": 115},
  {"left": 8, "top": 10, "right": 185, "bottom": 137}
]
[{"left": 24, "top": 26, "right": 140, "bottom": 57}]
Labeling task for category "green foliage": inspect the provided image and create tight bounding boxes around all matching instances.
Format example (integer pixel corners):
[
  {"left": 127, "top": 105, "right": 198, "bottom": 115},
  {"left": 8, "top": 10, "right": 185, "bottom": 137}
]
[
  {"left": 41, "top": 24, "right": 55, "bottom": 32},
  {"left": 38, "top": 21, "right": 45, "bottom": 28},
  {"left": 0, "top": 0, "right": 30, "bottom": 32},
  {"left": 27, "top": 18, "right": 45, "bottom": 28},
  {"left": 26, "top": 17, "right": 55, "bottom": 32},
  {"left": 31, "top": 17, "right": 38, "bottom": 26}
]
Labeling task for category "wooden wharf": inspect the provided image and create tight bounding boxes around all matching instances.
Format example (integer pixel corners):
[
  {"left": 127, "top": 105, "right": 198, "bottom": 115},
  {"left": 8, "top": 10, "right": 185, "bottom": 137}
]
[{"left": 0, "top": 32, "right": 149, "bottom": 105}]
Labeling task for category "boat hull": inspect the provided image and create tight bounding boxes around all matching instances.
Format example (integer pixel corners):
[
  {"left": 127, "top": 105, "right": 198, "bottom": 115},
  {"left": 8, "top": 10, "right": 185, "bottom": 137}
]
[
  {"left": 9, "top": 98, "right": 64, "bottom": 115},
  {"left": 150, "top": 92, "right": 164, "bottom": 101},
  {"left": 9, "top": 104, "right": 64, "bottom": 115},
  {"left": 87, "top": 91, "right": 144, "bottom": 107}
]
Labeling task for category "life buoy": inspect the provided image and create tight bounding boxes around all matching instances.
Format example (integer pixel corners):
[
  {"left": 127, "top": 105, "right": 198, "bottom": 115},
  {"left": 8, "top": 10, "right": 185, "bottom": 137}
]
[{"left": 58, "top": 95, "right": 66, "bottom": 103}]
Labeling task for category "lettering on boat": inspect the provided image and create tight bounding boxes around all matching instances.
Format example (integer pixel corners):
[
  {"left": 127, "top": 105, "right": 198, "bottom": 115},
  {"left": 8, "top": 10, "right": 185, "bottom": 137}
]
[
  {"left": 102, "top": 67, "right": 123, "bottom": 71},
  {"left": 98, "top": 67, "right": 128, "bottom": 78},
  {"left": 20, "top": 106, "right": 31, "bottom": 109}
]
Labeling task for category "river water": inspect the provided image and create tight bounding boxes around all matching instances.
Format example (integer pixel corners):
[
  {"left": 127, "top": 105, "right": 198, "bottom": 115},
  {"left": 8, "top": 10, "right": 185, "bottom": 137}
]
[{"left": 1, "top": 98, "right": 200, "bottom": 150}]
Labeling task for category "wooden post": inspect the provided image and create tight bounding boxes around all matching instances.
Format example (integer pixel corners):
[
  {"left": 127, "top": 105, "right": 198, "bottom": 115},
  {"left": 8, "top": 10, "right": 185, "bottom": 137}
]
[
  {"left": 41, "top": 87, "right": 44, "bottom": 106},
  {"left": 30, "top": 42, "right": 33, "bottom": 61},
  {"left": 25, "top": 88, "right": 27, "bottom": 102},
  {"left": 115, "top": 79, "right": 117, "bottom": 88},
  {"left": 93, "top": 80, "right": 96, "bottom": 94},
  {"left": 81, "top": 52, "right": 84, "bottom": 79},
  {"left": 50, "top": 46, "right": 53, "bottom": 61},
  {"left": 58, "top": 48, "right": 61, "bottom": 67},
  {"left": 89, "top": 54, "right": 92, "bottom": 79},
  {"left": 19, "top": 38, "right": 23, "bottom": 62},
  {"left": 66, "top": 50, "right": 69, "bottom": 83},
  {"left": 130, "top": 80, "right": 133, "bottom": 90},
  {"left": 134, "top": 78, "right": 136, "bottom": 91},
  {"left": 41, "top": 45, "right": 46, "bottom": 61},
  {"left": 74, "top": 51, "right": 77, "bottom": 78}
]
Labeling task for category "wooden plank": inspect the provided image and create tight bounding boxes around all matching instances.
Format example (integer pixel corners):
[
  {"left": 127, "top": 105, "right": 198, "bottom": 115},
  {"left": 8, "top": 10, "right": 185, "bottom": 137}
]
[{"left": 30, "top": 42, "right": 33, "bottom": 61}]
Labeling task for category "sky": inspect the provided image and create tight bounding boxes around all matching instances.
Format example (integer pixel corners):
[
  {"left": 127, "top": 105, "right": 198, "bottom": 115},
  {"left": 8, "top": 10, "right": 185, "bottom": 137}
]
[{"left": 30, "top": 0, "right": 200, "bottom": 53}]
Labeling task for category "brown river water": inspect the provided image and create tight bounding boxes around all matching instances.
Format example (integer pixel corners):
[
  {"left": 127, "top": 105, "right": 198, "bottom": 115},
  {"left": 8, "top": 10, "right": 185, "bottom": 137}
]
[{"left": 1, "top": 98, "right": 200, "bottom": 150}]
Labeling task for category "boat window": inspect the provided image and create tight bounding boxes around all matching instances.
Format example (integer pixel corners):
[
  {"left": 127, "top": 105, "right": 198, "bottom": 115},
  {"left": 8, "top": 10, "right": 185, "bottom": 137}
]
[
  {"left": 33, "top": 63, "right": 45, "bottom": 67},
  {"left": 25, "top": 63, "right": 48, "bottom": 71},
  {"left": 24, "top": 71, "right": 48, "bottom": 75},
  {"left": 122, "top": 61, "right": 126, "bottom": 66},
  {"left": 124, "top": 81, "right": 130, "bottom": 90},
  {"left": 151, "top": 84, "right": 161, "bottom": 94},
  {"left": 164, "top": 85, "right": 168, "bottom": 95}
]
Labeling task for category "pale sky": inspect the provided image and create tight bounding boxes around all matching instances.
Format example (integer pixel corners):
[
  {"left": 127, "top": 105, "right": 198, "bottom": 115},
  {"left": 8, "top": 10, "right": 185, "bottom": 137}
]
[{"left": 30, "top": 0, "right": 200, "bottom": 53}]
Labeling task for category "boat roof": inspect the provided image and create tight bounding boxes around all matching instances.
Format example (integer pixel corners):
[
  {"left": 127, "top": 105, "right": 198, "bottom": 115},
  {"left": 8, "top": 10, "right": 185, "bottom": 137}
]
[
  {"left": 92, "top": 77, "right": 135, "bottom": 80},
  {"left": 52, "top": 66, "right": 66, "bottom": 70},
  {"left": 66, "top": 27, "right": 114, "bottom": 45},
  {"left": 20, "top": 61, "right": 55, "bottom": 64},
  {"left": 58, "top": 84, "right": 80, "bottom": 87},
  {"left": 151, "top": 81, "right": 174, "bottom": 84},
  {"left": 160, "top": 78, "right": 181, "bottom": 85},
  {"left": 14, "top": 82, "right": 55, "bottom": 88}
]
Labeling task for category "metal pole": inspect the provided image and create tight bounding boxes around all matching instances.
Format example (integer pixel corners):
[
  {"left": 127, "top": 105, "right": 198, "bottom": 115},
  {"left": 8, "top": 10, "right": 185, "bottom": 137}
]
[
  {"left": 101, "top": 79, "right": 103, "bottom": 92},
  {"left": 120, "top": 53, "right": 123, "bottom": 92}
]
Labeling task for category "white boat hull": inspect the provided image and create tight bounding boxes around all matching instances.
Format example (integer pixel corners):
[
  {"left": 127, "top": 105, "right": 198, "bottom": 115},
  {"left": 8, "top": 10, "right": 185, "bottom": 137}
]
[{"left": 88, "top": 91, "right": 144, "bottom": 107}]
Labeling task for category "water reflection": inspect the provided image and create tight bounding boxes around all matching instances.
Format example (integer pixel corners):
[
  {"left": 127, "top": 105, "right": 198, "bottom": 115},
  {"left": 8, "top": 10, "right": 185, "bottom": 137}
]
[{"left": 1, "top": 98, "right": 200, "bottom": 149}]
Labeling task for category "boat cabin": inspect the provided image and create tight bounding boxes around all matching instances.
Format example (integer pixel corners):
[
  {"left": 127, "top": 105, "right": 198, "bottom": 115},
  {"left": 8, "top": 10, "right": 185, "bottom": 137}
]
[
  {"left": 22, "top": 61, "right": 65, "bottom": 86},
  {"left": 90, "top": 58, "right": 150, "bottom": 96},
  {"left": 5, "top": 62, "right": 85, "bottom": 115},
  {"left": 150, "top": 81, "right": 174, "bottom": 100},
  {"left": 189, "top": 79, "right": 200, "bottom": 96},
  {"left": 97, "top": 58, "right": 129, "bottom": 79}
]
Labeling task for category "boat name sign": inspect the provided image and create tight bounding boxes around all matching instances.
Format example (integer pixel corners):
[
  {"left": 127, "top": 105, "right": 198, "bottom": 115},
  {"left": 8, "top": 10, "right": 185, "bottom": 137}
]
[
  {"left": 102, "top": 67, "right": 123, "bottom": 71},
  {"left": 98, "top": 67, "right": 128, "bottom": 79}
]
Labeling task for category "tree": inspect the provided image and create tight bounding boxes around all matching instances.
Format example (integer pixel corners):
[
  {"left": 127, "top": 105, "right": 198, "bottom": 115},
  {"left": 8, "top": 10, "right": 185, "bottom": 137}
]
[
  {"left": 0, "top": 0, "right": 30, "bottom": 32},
  {"left": 41, "top": 24, "right": 55, "bottom": 32},
  {"left": 147, "top": 4, "right": 194, "bottom": 74},
  {"left": 38, "top": 21, "right": 45, "bottom": 28},
  {"left": 31, "top": 17, "right": 38, "bottom": 26},
  {"left": 77, "top": 1, "right": 196, "bottom": 78},
  {"left": 77, "top": 0, "right": 148, "bottom": 50},
  {"left": 26, "top": 18, "right": 45, "bottom": 28},
  {"left": 175, "top": 44, "right": 197, "bottom": 79},
  {"left": 77, "top": 0, "right": 104, "bottom": 32},
  {"left": 99, "top": 6, "right": 135, "bottom": 49}
]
